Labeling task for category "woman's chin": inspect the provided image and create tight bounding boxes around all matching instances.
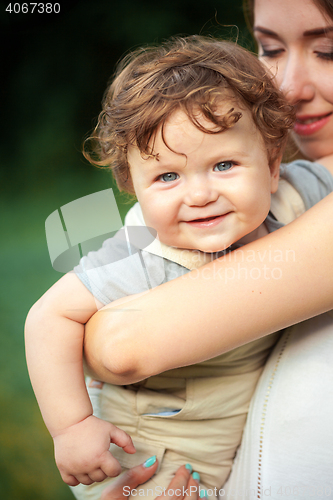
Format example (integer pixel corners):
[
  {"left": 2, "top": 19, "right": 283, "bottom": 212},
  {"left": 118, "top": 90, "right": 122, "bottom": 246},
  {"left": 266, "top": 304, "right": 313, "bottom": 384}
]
[{"left": 293, "top": 134, "right": 333, "bottom": 162}]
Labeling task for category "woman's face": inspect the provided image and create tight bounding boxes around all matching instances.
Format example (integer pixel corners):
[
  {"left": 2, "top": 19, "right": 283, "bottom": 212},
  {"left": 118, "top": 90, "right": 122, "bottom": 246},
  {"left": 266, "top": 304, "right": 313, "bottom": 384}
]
[{"left": 254, "top": 0, "right": 333, "bottom": 160}]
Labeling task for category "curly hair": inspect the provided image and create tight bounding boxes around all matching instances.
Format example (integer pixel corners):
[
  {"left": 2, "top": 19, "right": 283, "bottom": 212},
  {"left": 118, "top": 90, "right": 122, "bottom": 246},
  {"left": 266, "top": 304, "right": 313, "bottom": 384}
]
[{"left": 84, "top": 35, "right": 295, "bottom": 193}]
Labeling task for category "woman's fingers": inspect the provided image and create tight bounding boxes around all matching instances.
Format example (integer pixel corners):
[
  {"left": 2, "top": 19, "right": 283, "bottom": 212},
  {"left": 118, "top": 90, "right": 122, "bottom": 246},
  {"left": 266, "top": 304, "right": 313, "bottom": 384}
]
[
  {"left": 158, "top": 465, "right": 192, "bottom": 499},
  {"left": 184, "top": 475, "right": 202, "bottom": 500},
  {"left": 100, "top": 460, "right": 203, "bottom": 500},
  {"left": 157, "top": 466, "right": 202, "bottom": 500},
  {"left": 101, "top": 457, "right": 159, "bottom": 500}
]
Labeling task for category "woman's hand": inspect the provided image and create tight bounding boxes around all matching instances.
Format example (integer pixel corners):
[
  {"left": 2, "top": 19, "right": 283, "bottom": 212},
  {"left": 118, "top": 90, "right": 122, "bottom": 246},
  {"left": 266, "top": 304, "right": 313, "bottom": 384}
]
[{"left": 100, "top": 460, "right": 202, "bottom": 500}]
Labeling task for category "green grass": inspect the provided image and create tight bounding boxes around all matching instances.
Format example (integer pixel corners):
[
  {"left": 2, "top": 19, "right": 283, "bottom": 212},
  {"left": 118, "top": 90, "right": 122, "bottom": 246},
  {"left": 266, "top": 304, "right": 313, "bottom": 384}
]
[{"left": 0, "top": 180, "right": 134, "bottom": 500}]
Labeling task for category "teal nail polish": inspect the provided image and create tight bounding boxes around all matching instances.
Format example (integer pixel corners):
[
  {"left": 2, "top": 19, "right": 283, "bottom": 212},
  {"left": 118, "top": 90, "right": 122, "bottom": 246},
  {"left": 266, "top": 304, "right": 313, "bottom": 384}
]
[
  {"left": 192, "top": 472, "right": 200, "bottom": 482},
  {"left": 143, "top": 455, "right": 157, "bottom": 468},
  {"left": 185, "top": 464, "right": 193, "bottom": 473},
  {"left": 200, "top": 490, "right": 208, "bottom": 499}
]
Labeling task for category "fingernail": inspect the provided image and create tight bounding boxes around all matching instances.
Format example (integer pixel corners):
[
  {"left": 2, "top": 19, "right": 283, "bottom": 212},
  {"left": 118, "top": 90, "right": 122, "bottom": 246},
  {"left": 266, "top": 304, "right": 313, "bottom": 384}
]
[
  {"left": 192, "top": 472, "right": 200, "bottom": 482},
  {"left": 185, "top": 464, "right": 193, "bottom": 472},
  {"left": 88, "top": 379, "right": 104, "bottom": 389},
  {"left": 200, "top": 490, "right": 208, "bottom": 499},
  {"left": 143, "top": 455, "right": 157, "bottom": 468}
]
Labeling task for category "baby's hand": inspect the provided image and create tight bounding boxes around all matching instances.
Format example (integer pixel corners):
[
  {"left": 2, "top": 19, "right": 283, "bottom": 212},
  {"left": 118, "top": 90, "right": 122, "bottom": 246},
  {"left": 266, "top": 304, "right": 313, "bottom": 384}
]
[{"left": 53, "top": 415, "right": 136, "bottom": 486}]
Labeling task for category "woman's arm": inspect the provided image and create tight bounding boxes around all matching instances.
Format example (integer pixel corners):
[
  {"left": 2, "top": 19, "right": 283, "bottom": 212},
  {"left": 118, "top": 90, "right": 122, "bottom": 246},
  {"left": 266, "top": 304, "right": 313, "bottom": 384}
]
[{"left": 84, "top": 192, "right": 333, "bottom": 385}]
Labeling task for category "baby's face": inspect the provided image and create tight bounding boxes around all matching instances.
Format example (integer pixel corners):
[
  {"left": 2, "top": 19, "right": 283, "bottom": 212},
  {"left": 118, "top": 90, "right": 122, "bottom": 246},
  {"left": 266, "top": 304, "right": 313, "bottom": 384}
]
[{"left": 127, "top": 104, "right": 280, "bottom": 253}]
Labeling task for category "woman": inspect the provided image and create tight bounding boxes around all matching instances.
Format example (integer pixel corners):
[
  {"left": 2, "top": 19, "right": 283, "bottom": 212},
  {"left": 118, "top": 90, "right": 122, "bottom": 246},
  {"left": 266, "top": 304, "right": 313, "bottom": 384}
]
[
  {"left": 83, "top": 0, "right": 333, "bottom": 496},
  {"left": 222, "top": 0, "right": 333, "bottom": 496}
]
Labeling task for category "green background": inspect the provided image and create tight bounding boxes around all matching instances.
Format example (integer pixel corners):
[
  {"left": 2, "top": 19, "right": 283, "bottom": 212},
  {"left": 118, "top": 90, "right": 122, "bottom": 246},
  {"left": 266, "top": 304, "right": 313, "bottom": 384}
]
[{"left": 0, "top": 1, "right": 250, "bottom": 498}]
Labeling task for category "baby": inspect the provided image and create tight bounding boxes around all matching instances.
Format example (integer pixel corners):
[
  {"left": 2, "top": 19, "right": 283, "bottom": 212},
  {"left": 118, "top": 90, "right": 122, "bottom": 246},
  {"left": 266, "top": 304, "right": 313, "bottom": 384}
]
[{"left": 25, "top": 36, "right": 333, "bottom": 500}]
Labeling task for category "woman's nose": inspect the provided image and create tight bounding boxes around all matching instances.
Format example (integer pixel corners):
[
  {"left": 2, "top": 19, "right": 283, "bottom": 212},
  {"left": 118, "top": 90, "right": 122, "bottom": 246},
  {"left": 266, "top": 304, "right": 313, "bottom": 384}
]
[{"left": 278, "top": 55, "right": 315, "bottom": 105}]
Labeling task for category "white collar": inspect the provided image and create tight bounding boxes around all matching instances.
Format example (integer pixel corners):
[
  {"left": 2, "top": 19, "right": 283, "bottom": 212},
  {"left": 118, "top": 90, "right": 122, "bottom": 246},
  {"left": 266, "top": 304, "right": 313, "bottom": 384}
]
[{"left": 124, "top": 202, "right": 215, "bottom": 270}]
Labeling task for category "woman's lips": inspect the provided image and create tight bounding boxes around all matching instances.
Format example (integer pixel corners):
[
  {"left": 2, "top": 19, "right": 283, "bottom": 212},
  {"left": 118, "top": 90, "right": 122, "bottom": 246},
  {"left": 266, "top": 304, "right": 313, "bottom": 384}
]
[
  {"left": 293, "top": 113, "right": 332, "bottom": 136},
  {"left": 185, "top": 214, "right": 229, "bottom": 228}
]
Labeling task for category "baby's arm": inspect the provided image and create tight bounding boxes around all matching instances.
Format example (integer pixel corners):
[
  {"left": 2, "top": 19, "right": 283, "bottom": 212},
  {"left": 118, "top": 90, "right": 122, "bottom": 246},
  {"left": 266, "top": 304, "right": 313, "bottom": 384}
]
[{"left": 25, "top": 273, "right": 135, "bottom": 486}]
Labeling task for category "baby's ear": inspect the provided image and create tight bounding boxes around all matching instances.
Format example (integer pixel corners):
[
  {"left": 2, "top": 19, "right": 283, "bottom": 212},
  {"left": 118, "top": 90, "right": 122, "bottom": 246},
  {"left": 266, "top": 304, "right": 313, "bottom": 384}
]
[
  {"left": 119, "top": 169, "right": 135, "bottom": 194},
  {"left": 269, "top": 150, "right": 282, "bottom": 194}
]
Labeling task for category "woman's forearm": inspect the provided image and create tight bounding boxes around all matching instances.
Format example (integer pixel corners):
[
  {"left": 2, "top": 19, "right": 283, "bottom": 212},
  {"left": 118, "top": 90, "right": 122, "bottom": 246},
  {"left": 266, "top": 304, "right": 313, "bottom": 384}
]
[{"left": 84, "top": 192, "right": 333, "bottom": 384}]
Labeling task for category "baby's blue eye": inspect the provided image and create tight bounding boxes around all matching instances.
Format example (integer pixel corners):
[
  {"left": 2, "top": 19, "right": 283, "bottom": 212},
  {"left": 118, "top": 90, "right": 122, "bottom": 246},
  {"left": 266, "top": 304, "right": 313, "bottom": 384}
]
[
  {"left": 214, "top": 161, "right": 234, "bottom": 172},
  {"left": 160, "top": 172, "right": 179, "bottom": 182}
]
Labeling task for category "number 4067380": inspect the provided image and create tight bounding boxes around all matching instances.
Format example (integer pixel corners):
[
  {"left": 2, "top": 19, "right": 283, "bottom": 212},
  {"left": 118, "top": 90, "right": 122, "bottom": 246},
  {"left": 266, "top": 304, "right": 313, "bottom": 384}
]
[{"left": 5, "top": 3, "right": 60, "bottom": 14}]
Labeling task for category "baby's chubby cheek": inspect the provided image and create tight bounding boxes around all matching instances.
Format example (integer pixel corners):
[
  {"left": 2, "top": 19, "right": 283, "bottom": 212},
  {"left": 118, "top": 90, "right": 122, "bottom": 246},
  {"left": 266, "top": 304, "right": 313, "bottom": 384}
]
[
  {"left": 140, "top": 198, "right": 172, "bottom": 231},
  {"left": 144, "top": 214, "right": 172, "bottom": 242}
]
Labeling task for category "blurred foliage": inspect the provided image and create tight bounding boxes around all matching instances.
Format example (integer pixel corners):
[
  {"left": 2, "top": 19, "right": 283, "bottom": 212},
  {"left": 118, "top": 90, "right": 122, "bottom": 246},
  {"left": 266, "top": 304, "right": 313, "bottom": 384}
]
[{"left": 0, "top": 0, "right": 250, "bottom": 498}]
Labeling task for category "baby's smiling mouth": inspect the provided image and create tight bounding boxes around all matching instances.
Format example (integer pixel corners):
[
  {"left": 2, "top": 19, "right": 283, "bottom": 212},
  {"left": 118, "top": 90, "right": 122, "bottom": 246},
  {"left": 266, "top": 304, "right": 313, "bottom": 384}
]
[
  {"left": 185, "top": 213, "right": 230, "bottom": 228},
  {"left": 190, "top": 215, "right": 221, "bottom": 223}
]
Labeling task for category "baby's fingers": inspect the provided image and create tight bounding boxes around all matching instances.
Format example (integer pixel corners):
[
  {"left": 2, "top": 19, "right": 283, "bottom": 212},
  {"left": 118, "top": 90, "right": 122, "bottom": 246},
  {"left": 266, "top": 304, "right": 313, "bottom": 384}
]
[
  {"left": 74, "top": 473, "right": 94, "bottom": 486},
  {"left": 110, "top": 425, "right": 136, "bottom": 454},
  {"left": 100, "top": 450, "right": 122, "bottom": 478},
  {"left": 87, "top": 469, "right": 108, "bottom": 483},
  {"left": 59, "top": 470, "right": 80, "bottom": 487}
]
